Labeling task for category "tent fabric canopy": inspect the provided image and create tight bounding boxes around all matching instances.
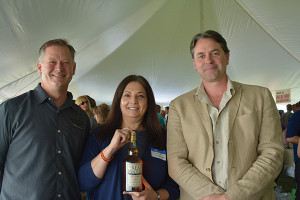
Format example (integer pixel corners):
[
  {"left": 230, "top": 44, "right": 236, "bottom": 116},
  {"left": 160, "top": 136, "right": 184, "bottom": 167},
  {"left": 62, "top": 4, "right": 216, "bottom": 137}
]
[{"left": 1, "top": 0, "right": 300, "bottom": 107}]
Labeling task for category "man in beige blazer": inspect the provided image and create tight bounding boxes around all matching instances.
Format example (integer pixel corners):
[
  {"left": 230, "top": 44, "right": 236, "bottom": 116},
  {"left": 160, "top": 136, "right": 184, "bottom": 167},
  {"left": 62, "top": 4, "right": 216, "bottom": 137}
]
[{"left": 167, "top": 30, "right": 284, "bottom": 200}]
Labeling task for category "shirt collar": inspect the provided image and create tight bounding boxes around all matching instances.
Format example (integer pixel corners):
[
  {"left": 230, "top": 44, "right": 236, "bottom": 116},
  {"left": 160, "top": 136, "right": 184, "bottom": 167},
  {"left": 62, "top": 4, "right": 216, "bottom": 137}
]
[
  {"left": 34, "top": 83, "right": 49, "bottom": 104},
  {"left": 33, "top": 83, "right": 75, "bottom": 109},
  {"left": 195, "top": 76, "right": 235, "bottom": 103},
  {"left": 225, "top": 77, "right": 235, "bottom": 97}
]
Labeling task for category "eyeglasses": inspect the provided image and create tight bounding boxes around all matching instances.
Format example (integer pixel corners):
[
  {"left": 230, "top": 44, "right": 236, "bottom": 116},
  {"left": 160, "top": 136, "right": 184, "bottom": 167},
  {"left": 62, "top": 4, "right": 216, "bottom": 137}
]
[{"left": 80, "top": 101, "right": 88, "bottom": 105}]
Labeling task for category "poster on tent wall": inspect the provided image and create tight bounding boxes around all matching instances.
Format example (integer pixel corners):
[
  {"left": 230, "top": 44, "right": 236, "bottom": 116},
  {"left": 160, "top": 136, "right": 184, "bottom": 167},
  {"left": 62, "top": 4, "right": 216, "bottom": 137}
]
[{"left": 276, "top": 89, "right": 291, "bottom": 103}]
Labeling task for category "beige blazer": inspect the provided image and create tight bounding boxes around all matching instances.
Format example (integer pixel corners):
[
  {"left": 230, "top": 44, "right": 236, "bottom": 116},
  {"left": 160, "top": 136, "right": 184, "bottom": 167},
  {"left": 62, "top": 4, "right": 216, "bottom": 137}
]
[{"left": 167, "top": 81, "right": 284, "bottom": 200}]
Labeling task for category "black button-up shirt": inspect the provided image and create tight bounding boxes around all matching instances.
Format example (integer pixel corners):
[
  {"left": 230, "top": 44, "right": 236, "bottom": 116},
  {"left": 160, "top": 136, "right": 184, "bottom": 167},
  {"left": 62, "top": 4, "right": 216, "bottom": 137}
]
[{"left": 0, "top": 84, "right": 90, "bottom": 200}]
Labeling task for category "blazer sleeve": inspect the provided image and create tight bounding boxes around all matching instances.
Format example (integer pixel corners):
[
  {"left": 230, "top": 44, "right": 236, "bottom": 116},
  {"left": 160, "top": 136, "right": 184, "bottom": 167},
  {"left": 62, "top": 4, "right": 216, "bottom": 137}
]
[
  {"left": 167, "top": 99, "right": 224, "bottom": 199},
  {"left": 225, "top": 88, "right": 284, "bottom": 200}
]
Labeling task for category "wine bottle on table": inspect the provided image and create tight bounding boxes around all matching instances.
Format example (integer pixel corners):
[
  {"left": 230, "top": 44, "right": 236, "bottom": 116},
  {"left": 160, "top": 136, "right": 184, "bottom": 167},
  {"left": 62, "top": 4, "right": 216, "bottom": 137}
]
[{"left": 123, "top": 131, "right": 143, "bottom": 192}]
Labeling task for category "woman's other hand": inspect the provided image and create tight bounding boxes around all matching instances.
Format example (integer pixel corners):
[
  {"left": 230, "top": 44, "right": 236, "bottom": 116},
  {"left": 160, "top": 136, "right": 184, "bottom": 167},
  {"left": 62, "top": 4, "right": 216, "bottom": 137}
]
[{"left": 123, "top": 176, "right": 163, "bottom": 200}]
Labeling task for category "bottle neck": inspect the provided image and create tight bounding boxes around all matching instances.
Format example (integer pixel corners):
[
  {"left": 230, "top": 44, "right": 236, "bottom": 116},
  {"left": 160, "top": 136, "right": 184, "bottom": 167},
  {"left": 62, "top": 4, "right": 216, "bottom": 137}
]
[
  {"left": 128, "top": 142, "right": 138, "bottom": 156},
  {"left": 129, "top": 132, "right": 138, "bottom": 156},
  {"left": 130, "top": 141, "right": 137, "bottom": 149}
]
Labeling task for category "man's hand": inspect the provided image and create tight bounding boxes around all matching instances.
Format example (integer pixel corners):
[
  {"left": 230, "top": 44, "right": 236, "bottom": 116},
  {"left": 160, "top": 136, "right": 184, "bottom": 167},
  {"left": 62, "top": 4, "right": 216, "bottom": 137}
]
[{"left": 200, "top": 194, "right": 230, "bottom": 200}]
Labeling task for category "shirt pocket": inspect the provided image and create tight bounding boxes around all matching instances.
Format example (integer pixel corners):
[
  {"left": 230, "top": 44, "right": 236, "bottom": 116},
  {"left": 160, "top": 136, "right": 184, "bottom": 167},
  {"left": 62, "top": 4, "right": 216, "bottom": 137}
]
[{"left": 65, "top": 120, "right": 87, "bottom": 161}]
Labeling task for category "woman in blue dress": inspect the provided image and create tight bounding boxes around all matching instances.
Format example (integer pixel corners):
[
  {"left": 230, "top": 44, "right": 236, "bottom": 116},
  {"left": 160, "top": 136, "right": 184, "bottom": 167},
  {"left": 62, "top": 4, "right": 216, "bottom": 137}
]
[{"left": 78, "top": 75, "right": 179, "bottom": 200}]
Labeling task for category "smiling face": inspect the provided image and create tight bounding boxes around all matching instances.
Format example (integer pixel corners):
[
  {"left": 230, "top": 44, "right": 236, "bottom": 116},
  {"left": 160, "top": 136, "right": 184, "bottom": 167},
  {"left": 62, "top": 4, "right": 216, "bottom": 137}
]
[
  {"left": 37, "top": 45, "right": 76, "bottom": 93},
  {"left": 79, "top": 97, "right": 89, "bottom": 112},
  {"left": 192, "top": 38, "right": 229, "bottom": 83},
  {"left": 120, "top": 81, "right": 148, "bottom": 125}
]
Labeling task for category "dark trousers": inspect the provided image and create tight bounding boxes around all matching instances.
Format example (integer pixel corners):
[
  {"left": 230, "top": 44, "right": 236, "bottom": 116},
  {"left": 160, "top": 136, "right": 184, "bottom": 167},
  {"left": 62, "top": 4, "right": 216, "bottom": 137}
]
[{"left": 295, "top": 162, "right": 300, "bottom": 200}]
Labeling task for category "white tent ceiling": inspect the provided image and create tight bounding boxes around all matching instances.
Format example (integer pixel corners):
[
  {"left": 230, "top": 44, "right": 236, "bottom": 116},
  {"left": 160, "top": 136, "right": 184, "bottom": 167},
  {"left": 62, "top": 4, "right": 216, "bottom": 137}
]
[{"left": 1, "top": 0, "right": 300, "bottom": 108}]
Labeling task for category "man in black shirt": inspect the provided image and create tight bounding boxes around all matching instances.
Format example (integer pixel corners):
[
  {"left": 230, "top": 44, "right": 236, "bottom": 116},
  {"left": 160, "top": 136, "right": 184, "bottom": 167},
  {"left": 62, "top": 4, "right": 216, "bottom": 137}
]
[{"left": 0, "top": 39, "right": 90, "bottom": 200}]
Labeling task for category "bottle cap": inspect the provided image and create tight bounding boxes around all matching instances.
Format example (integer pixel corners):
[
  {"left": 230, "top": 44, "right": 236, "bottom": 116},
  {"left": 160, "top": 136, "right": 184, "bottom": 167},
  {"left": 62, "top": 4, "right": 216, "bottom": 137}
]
[{"left": 131, "top": 132, "right": 136, "bottom": 143}]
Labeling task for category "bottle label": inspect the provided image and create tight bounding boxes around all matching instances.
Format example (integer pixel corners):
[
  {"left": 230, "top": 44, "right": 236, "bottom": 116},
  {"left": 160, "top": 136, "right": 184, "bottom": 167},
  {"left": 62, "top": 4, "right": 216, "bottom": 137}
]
[
  {"left": 126, "top": 163, "right": 142, "bottom": 187},
  {"left": 151, "top": 148, "right": 166, "bottom": 161}
]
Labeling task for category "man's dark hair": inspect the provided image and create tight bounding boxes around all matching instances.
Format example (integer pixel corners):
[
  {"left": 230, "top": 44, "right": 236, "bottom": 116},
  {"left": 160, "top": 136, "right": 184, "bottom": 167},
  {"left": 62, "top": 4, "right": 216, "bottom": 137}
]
[{"left": 190, "top": 30, "right": 230, "bottom": 59}]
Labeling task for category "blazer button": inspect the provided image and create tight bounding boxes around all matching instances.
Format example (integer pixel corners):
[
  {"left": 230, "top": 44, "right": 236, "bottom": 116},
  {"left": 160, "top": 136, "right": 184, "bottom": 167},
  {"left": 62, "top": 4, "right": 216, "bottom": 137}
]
[{"left": 206, "top": 168, "right": 211, "bottom": 172}]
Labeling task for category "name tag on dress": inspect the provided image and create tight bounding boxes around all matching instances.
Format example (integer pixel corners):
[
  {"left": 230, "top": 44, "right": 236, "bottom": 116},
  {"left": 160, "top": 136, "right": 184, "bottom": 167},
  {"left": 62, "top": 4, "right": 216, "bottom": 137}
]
[{"left": 151, "top": 148, "right": 166, "bottom": 161}]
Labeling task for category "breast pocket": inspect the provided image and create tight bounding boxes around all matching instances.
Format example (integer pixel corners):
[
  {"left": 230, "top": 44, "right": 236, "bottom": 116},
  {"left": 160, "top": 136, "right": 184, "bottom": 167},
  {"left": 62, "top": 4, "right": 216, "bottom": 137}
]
[
  {"left": 64, "top": 120, "right": 87, "bottom": 161},
  {"left": 234, "top": 111, "right": 261, "bottom": 146}
]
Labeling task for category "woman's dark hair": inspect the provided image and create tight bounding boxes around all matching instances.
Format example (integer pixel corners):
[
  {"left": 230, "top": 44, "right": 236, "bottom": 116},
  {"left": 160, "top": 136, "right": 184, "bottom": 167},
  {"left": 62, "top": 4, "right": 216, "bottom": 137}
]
[
  {"left": 190, "top": 30, "right": 230, "bottom": 59},
  {"left": 96, "top": 75, "right": 163, "bottom": 149}
]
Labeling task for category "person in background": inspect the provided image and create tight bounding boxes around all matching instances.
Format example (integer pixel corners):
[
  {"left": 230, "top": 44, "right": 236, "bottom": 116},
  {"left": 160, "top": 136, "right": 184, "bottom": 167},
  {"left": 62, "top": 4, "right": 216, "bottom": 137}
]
[
  {"left": 282, "top": 104, "right": 293, "bottom": 148},
  {"left": 86, "top": 95, "right": 97, "bottom": 109},
  {"left": 278, "top": 110, "right": 284, "bottom": 118},
  {"left": 297, "top": 137, "right": 300, "bottom": 158},
  {"left": 167, "top": 30, "right": 283, "bottom": 200},
  {"left": 296, "top": 102, "right": 300, "bottom": 112},
  {"left": 164, "top": 106, "right": 169, "bottom": 125},
  {"left": 160, "top": 109, "right": 166, "bottom": 120},
  {"left": 0, "top": 39, "right": 90, "bottom": 199},
  {"left": 286, "top": 106, "right": 300, "bottom": 199},
  {"left": 281, "top": 104, "right": 293, "bottom": 129},
  {"left": 93, "top": 103, "right": 110, "bottom": 125},
  {"left": 292, "top": 102, "right": 300, "bottom": 113},
  {"left": 156, "top": 104, "right": 166, "bottom": 129},
  {"left": 76, "top": 95, "right": 98, "bottom": 130},
  {"left": 78, "top": 75, "right": 179, "bottom": 200}
]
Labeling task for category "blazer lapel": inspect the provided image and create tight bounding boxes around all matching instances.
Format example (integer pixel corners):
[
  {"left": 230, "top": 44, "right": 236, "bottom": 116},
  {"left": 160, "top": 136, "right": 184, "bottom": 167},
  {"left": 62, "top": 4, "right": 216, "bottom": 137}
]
[
  {"left": 193, "top": 93, "right": 214, "bottom": 146},
  {"left": 228, "top": 82, "right": 242, "bottom": 139}
]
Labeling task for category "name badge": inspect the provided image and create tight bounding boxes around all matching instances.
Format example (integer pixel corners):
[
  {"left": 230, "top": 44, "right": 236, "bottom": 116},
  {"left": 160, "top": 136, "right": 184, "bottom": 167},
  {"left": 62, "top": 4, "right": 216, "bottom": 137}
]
[{"left": 151, "top": 148, "right": 166, "bottom": 161}]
